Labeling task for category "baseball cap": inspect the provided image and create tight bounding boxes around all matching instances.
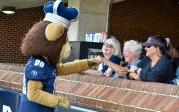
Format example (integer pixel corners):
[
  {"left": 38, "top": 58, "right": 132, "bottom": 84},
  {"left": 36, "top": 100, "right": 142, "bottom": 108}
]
[{"left": 142, "top": 37, "right": 164, "bottom": 47}]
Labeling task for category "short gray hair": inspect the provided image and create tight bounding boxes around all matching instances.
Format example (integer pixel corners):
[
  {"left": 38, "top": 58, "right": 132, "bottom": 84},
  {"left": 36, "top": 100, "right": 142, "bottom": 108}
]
[{"left": 124, "top": 40, "right": 142, "bottom": 55}]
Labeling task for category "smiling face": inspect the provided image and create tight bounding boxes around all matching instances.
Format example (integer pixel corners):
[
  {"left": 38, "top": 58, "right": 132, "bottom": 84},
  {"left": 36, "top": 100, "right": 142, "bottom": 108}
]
[
  {"left": 102, "top": 42, "right": 115, "bottom": 59},
  {"left": 122, "top": 40, "right": 142, "bottom": 64},
  {"left": 145, "top": 45, "right": 161, "bottom": 59},
  {"left": 123, "top": 46, "right": 137, "bottom": 64}
]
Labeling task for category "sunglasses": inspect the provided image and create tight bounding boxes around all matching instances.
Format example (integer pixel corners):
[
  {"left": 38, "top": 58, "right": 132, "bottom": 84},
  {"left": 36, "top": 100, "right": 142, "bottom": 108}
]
[
  {"left": 145, "top": 45, "right": 151, "bottom": 48},
  {"left": 103, "top": 43, "right": 113, "bottom": 48},
  {"left": 145, "top": 45, "right": 157, "bottom": 48}
]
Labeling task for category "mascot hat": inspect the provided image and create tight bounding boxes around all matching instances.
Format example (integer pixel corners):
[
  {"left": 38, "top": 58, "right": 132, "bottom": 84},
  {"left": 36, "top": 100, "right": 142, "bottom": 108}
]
[
  {"left": 21, "top": 0, "right": 79, "bottom": 65},
  {"left": 43, "top": 0, "right": 79, "bottom": 29}
]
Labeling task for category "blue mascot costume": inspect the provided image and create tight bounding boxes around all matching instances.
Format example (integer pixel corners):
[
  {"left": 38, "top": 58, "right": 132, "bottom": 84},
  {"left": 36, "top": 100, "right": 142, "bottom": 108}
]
[{"left": 19, "top": 0, "right": 98, "bottom": 112}]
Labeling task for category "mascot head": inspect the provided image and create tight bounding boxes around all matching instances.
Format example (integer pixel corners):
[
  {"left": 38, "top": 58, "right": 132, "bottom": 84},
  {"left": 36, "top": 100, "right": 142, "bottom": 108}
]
[{"left": 21, "top": 0, "right": 79, "bottom": 65}]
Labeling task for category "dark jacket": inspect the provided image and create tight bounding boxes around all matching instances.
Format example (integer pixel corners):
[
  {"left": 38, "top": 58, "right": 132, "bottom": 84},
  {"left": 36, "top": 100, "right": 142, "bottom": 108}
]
[
  {"left": 140, "top": 56, "right": 175, "bottom": 83},
  {"left": 101, "top": 55, "right": 121, "bottom": 77}
]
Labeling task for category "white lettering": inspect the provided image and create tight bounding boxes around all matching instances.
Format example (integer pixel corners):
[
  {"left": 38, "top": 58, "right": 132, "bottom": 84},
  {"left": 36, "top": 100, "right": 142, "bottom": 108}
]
[
  {"left": 39, "top": 62, "right": 44, "bottom": 67},
  {"left": 34, "top": 60, "right": 40, "bottom": 66},
  {"left": 3, "top": 105, "right": 12, "bottom": 112},
  {"left": 34, "top": 59, "right": 44, "bottom": 67}
]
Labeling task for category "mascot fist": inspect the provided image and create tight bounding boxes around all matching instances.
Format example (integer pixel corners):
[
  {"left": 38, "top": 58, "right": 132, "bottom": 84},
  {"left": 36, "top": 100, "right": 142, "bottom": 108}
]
[{"left": 58, "top": 96, "right": 71, "bottom": 108}]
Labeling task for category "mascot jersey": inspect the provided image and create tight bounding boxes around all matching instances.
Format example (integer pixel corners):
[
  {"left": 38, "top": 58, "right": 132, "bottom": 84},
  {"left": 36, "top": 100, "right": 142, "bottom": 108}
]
[{"left": 19, "top": 56, "right": 56, "bottom": 112}]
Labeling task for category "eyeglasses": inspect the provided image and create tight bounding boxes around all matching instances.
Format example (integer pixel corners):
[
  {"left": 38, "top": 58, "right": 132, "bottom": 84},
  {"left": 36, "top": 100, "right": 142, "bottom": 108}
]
[
  {"left": 145, "top": 45, "right": 151, "bottom": 48},
  {"left": 103, "top": 43, "right": 113, "bottom": 48}
]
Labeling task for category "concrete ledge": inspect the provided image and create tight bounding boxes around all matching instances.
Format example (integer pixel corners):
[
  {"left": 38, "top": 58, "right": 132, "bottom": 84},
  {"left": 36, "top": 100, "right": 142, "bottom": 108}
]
[{"left": 0, "top": 64, "right": 179, "bottom": 112}]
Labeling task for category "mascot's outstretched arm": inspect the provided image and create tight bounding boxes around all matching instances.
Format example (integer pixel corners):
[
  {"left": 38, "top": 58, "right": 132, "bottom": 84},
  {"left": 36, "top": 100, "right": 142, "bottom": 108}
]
[
  {"left": 27, "top": 80, "right": 70, "bottom": 108},
  {"left": 56, "top": 37, "right": 100, "bottom": 76},
  {"left": 57, "top": 58, "right": 98, "bottom": 75}
]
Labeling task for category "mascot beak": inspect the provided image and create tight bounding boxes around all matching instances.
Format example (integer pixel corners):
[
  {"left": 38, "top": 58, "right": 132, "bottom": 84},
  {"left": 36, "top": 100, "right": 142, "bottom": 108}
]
[
  {"left": 45, "top": 23, "right": 65, "bottom": 41},
  {"left": 59, "top": 41, "right": 72, "bottom": 62}
]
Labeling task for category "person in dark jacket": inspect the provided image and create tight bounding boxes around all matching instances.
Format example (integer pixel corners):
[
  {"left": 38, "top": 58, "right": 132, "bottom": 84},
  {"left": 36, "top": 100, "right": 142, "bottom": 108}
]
[
  {"left": 129, "top": 35, "right": 175, "bottom": 83},
  {"left": 170, "top": 47, "right": 179, "bottom": 84}
]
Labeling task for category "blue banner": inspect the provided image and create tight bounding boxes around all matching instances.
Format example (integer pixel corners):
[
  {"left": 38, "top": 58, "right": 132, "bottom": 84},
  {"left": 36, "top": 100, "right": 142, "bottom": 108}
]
[{"left": 0, "top": 89, "right": 21, "bottom": 112}]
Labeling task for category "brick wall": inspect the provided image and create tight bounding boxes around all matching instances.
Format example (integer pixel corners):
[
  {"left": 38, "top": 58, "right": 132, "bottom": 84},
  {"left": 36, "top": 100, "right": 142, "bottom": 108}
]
[
  {"left": 1, "top": 64, "right": 179, "bottom": 112},
  {"left": 108, "top": 0, "right": 179, "bottom": 47},
  {"left": 0, "top": 7, "right": 44, "bottom": 64}
]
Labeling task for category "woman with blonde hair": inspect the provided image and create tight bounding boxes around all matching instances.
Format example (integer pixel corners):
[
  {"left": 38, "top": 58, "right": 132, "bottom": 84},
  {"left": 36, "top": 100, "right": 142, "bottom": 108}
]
[{"left": 98, "top": 36, "right": 122, "bottom": 78}]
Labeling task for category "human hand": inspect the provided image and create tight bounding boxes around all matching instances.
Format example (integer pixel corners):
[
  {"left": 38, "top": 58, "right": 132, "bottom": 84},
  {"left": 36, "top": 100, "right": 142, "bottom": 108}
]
[
  {"left": 58, "top": 96, "right": 71, "bottom": 108},
  {"left": 97, "top": 56, "right": 107, "bottom": 63},
  {"left": 95, "top": 56, "right": 102, "bottom": 63},
  {"left": 118, "top": 67, "right": 129, "bottom": 75},
  {"left": 129, "top": 72, "right": 139, "bottom": 80},
  {"left": 87, "top": 57, "right": 101, "bottom": 68}
]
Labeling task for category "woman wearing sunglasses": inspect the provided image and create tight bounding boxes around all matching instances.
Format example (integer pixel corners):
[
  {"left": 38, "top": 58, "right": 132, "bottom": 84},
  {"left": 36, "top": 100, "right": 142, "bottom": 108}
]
[
  {"left": 129, "top": 35, "right": 175, "bottom": 83},
  {"left": 98, "top": 37, "right": 121, "bottom": 78}
]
